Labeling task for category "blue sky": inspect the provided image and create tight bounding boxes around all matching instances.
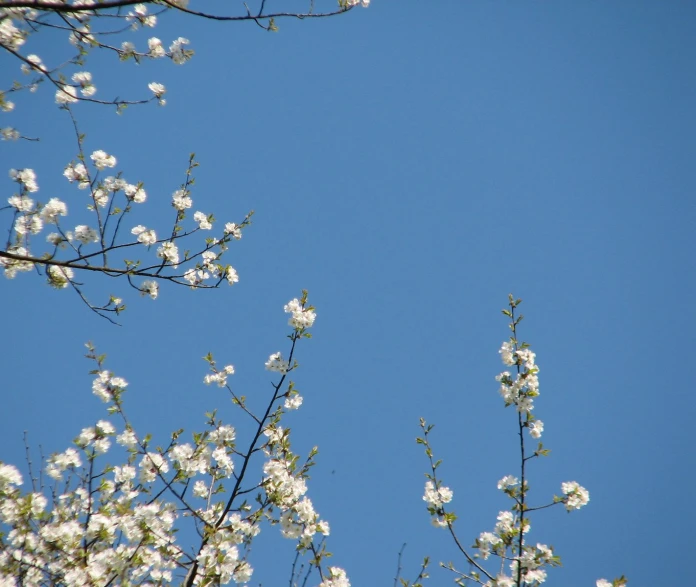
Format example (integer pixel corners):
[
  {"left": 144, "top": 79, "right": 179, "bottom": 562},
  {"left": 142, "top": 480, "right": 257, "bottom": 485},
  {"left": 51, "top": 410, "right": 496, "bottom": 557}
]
[{"left": 1, "top": 1, "right": 694, "bottom": 585}]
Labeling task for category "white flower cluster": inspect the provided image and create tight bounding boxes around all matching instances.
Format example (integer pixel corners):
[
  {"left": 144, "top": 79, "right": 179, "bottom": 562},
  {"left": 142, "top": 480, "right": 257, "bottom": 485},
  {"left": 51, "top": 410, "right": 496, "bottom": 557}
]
[
  {"left": 131, "top": 225, "right": 157, "bottom": 246},
  {"left": 423, "top": 480, "right": 453, "bottom": 509},
  {"left": 528, "top": 419, "right": 544, "bottom": 439},
  {"left": 1, "top": 127, "right": 20, "bottom": 141},
  {"left": 90, "top": 149, "right": 116, "bottom": 170},
  {"left": 475, "top": 511, "right": 541, "bottom": 579},
  {"left": 75, "top": 420, "right": 116, "bottom": 454},
  {"left": 46, "top": 265, "right": 73, "bottom": 289},
  {"left": 483, "top": 542, "right": 555, "bottom": 586},
  {"left": 55, "top": 84, "right": 78, "bottom": 104},
  {"left": 496, "top": 475, "right": 519, "bottom": 491},
  {"left": 224, "top": 222, "right": 242, "bottom": 239},
  {"left": 169, "top": 426, "right": 236, "bottom": 481},
  {"left": 561, "top": 481, "right": 590, "bottom": 511},
  {"left": 191, "top": 503, "right": 257, "bottom": 583},
  {"left": 0, "top": 17, "right": 25, "bottom": 52},
  {"left": 486, "top": 542, "right": 556, "bottom": 586},
  {"left": 157, "top": 241, "right": 180, "bottom": 267},
  {"left": 63, "top": 162, "right": 89, "bottom": 188},
  {"left": 72, "top": 71, "right": 96, "bottom": 98},
  {"left": 45, "top": 448, "right": 81, "bottom": 480},
  {"left": 147, "top": 36, "right": 192, "bottom": 65},
  {"left": 9, "top": 168, "right": 38, "bottom": 193},
  {"left": 172, "top": 188, "right": 192, "bottom": 210},
  {"left": 4, "top": 149, "right": 245, "bottom": 309},
  {"left": 421, "top": 303, "right": 598, "bottom": 587},
  {"left": 0, "top": 246, "right": 33, "bottom": 278},
  {"left": 193, "top": 211, "right": 212, "bottom": 230},
  {"left": 284, "top": 392, "right": 303, "bottom": 410},
  {"left": 3, "top": 151, "right": 152, "bottom": 286},
  {"left": 127, "top": 3, "right": 157, "bottom": 29},
  {"left": 279, "top": 496, "right": 330, "bottom": 545},
  {"left": 263, "top": 456, "right": 308, "bottom": 507},
  {"left": 92, "top": 370, "right": 129, "bottom": 403},
  {"left": 262, "top": 427, "right": 332, "bottom": 550},
  {"left": 195, "top": 541, "right": 252, "bottom": 585},
  {"left": 183, "top": 249, "right": 239, "bottom": 289},
  {"left": 0, "top": 464, "right": 23, "bottom": 488},
  {"left": 2, "top": 0, "right": 201, "bottom": 120},
  {"left": 203, "top": 364, "right": 235, "bottom": 388},
  {"left": 318, "top": 567, "right": 351, "bottom": 587},
  {"left": 284, "top": 298, "right": 317, "bottom": 329},
  {"left": 0, "top": 289, "right": 334, "bottom": 585},
  {"left": 0, "top": 435, "right": 182, "bottom": 584},
  {"left": 422, "top": 480, "right": 453, "bottom": 528},
  {"left": 265, "top": 351, "right": 289, "bottom": 374},
  {"left": 140, "top": 280, "right": 159, "bottom": 299},
  {"left": 496, "top": 342, "right": 541, "bottom": 418}
]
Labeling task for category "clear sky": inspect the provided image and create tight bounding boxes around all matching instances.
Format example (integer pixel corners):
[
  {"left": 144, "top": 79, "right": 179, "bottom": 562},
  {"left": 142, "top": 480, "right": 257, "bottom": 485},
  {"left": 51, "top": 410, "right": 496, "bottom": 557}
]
[{"left": 1, "top": 1, "right": 694, "bottom": 586}]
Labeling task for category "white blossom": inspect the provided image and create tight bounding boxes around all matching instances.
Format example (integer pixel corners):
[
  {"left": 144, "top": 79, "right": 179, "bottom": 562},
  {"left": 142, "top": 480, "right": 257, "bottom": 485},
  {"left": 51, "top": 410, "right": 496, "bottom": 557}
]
[
  {"left": 561, "top": 481, "right": 590, "bottom": 510},
  {"left": 72, "top": 71, "right": 96, "bottom": 97},
  {"left": 55, "top": 84, "right": 78, "bottom": 104},
  {"left": 47, "top": 265, "right": 74, "bottom": 289},
  {"left": 90, "top": 149, "right": 117, "bottom": 170},
  {"left": 73, "top": 225, "right": 99, "bottom": 244},
  {"left": 10, "top": 168, "right": 38, "bottom": 192},
  {"left": 1, "top": 127, "right": 20, "bottom": 140},
  {"left": 121, "top": 41, "right": 136, "bottom": 57},
  {"left": 64, "top": 162, "right": 89, "bottom": 188},
  {"left": 139, "top": 453, "right": 169, "bottom": 483},
  {"left": 140, "top": 280, "right": 159, "bottom": 300},
  {"left": 497, "top": 475, "right": 519, "bottom": 490},
  {"left": 22, "top": 54, "right": 43, "bottom": 74},
  {"left": 318, "top": 567, "right": 351, "bottom": 587},
  {"left": 169, "top": 37, "right": 191, "bottom": 64},
  {"left": 499, "top": 341, "right": 515, "bottom": 366},
  {"left": 193, "top": 211, "right": 212, "bottom": 230},
  {"left": 0, "top": 18, "right": 26, "bottom": 51},
  {"left": 193, "top": 480, "right": 208, "bottom": 498},
  {"left": 128, "top": 4, "right": 157, "bottom": 28},
  {"left": 148, "top": 82, "right": 166, "bottom": 98},
  {"left": 226, "top": 266, "right": 239, "bottom": 285},
  {"left": 284, "top": 298, "right": 316, "bottom": 329},
  {"left": 131, "top": 225, "right": 157, "bottom": 245},
  {"left": 40, "top": 198, "right": 68, "bottom": 224},
  {"left": 423, "top": 480, "right": 453, "bottom": 508},
  {"left": 265, "top": 352, "right": 289, "bottom": 374},
  {"left": 14, "top": 215, "right": 42, "bottom": 235},
  {"left": 124, "top": 183, "right": 147, "bottom": 203},
  {"left": 224, "top": 222, "right": 242, "bottom": 239},
  {"left": 46, "top": 232, "right": 63, "bottom": 246},
  {"left": 157, "top": 241, "right": 179, "bottom": 267},
  {"left": 8, "top": 195, "right": 33, "bottom": 212},
  {"left": 172, "top": 189, "right": 192, "bottom": 210},
  {"left": 284, "top": 394, "right": 303, "bottom": 410},
  {"left": 1, "top": 246, "right": 34, "bottom": 278},
  {"left": 528, "top": 419, "right": 544, "bottom": 439},
  {"left": 0, "top": 464, "right": 23, "bottom": 487},
  {"left": 148, "top": 37, "right": 166, "bottom": 58},
  {"left": 117, "top": 428, "right": 137, "bottom": 448}
]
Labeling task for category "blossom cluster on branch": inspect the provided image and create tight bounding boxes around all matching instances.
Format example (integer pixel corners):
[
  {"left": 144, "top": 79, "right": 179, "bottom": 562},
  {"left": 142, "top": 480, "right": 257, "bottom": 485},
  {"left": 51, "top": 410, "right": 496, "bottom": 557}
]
[
  {"left": 1, "top": 146, "right": 252, "bottom": 321},
  {"left": 1, "top": 1, "right": 368, "bottom": 321},
  {"left": 0, "top": 293, "right": 348, "bottom": 587},
  {"left": 414, "top": 295, "right": 625, "bottom": 587}
]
